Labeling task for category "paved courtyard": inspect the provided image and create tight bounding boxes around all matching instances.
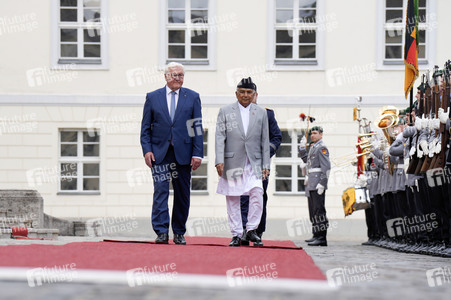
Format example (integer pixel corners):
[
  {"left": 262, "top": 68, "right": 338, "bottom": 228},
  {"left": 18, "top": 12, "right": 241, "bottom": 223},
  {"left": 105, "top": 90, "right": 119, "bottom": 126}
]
[{"left": 0, "top": 219, "right": 450, "bottom": 300}]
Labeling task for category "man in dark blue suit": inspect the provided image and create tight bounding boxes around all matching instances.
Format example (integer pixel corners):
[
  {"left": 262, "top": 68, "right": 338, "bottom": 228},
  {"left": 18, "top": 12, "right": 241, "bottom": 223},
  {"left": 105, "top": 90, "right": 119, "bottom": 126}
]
[
  {"left": 140, "top": 62, "right": 203, "bottom": 245},
  {"left": 240, "top": 84, "right": 282, "bottom": 244}
]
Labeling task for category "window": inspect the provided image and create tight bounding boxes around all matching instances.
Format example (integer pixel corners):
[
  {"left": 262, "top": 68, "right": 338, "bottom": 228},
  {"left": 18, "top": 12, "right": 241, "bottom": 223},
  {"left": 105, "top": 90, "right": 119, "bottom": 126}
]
[
  {"left": 160, "top": 0, "right": 216, "bottom": 69},
  {"left": 52, "top": 0, "right": 108, "bottom": 68},
  {"left": 273, "top": 129, "right": 306, "bottom": 194},
  {"left": 167, "top": 0, "right": 208, "bottom": 63},
  {"left": 59, "top": 130, "right": 100, "bottom": 194},
  {"left": 274, "top": 0, "right": 318, "bottom": 65},
  {"left": 382, "top": 0, "right": 430, "bottom": 65},
  {"left": 191, "top": 129, "right": 208, "bottom": 192}
]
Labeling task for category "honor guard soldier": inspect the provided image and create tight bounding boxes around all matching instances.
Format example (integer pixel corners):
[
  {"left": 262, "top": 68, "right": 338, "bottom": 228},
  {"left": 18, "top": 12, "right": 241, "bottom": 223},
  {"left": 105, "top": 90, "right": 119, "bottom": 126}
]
[{"left": 298, "top": 126, "right": 331, "bottom": 246}]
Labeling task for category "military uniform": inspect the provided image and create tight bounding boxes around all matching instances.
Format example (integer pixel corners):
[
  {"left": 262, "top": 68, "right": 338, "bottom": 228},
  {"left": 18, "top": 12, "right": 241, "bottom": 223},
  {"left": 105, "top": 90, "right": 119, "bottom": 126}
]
[{"left": 299, "top": 136, "right": 331, "bottom": 243}]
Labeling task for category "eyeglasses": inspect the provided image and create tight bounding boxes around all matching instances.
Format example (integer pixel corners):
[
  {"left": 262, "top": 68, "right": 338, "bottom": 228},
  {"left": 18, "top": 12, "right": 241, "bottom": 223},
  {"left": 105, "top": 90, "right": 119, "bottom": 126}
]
[{"left": 168, "top": 73, "right": 184, "bottom": 79}]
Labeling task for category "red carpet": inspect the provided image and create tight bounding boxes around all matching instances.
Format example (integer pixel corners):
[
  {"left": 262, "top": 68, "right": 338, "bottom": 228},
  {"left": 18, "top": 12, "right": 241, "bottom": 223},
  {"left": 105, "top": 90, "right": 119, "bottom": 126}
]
[{"left": 0, "top": 237, "right": 325, "bottom": 280}]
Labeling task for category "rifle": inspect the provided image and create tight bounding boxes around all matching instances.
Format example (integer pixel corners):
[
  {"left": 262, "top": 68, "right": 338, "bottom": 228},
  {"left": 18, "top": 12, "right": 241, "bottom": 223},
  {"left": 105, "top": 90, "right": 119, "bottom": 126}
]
[
  {"left": 420, "top": 66, "right": 441, "bottom": 173},
  {"left": 406, "top": 75, "right": 425, "bottom": 174},
  {"left": 431, "top": 62, "right": 450, "bottom": 169},
  {"left": 414, "top": 71, "right": 431, "bottom": 174}
]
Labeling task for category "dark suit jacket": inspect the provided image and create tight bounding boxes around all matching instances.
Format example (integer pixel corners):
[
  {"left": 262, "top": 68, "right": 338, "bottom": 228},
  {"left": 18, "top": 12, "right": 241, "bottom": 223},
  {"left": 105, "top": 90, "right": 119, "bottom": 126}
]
[
  {"left": 266, "top": 108, "right": 282, "bottom": 158},
  {"left": 140, "top": 86, "right": 203, "bottom": 165}
]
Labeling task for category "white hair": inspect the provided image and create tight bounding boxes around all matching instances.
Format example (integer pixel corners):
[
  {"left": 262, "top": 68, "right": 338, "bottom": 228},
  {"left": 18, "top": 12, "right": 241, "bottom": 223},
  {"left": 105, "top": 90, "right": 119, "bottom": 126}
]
[{"left": 165, "top": 62, "right": 184, "bottom": 74}]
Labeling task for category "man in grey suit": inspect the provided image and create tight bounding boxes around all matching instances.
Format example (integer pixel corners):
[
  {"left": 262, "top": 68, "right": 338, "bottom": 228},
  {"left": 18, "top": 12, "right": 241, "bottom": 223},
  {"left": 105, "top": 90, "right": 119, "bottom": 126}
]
[
  {"left": 299, "top": 126, "right": 331, "bottom": 246},
  {"left": 215, "top": 77, "right": 270, "bottom": 247}
]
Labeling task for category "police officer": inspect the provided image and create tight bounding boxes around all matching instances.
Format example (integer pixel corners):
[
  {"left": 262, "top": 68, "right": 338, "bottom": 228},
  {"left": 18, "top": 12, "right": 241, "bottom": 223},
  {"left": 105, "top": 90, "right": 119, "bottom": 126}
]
[
  {"left": 299, "top": 126, "right": 331, "bottom": 246},
  {"left": 240, "top": 83, "right": 282, "bottom": 245}
]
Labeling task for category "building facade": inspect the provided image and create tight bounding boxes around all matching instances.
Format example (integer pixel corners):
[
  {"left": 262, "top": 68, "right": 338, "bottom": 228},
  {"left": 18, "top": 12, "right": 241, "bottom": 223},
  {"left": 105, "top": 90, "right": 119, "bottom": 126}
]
[{"left": 0, "top": 0, "right": 448, "bottom": 220}]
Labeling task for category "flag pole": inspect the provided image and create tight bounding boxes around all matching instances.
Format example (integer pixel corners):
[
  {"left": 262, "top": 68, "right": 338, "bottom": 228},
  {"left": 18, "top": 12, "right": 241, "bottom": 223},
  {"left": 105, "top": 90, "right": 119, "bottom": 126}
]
[{"left": 409, "top": 89, "right": 413, "bottom": 125}]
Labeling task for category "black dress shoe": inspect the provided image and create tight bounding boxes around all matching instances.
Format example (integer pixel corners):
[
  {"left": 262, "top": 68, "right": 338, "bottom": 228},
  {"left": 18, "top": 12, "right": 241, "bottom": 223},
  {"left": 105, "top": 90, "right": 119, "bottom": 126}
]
[
  {"left": 229, "top": 236, "right": 241, "bottom": 247},
  {"left": 308, "top": 237, "right": 327, "bottom": 246},
  {"left": 246, "top": 230, "right": 263, "bottom": 247},
  {"left": 173, "top": 234, "right": 186, "bottom": 245},
  {"left": 361, "top": 239, "right": 375, "bottom": 246},
  {"left": 305, "top": 236, "right": 317, "bottom": 243},
  {"left": 155, "top": 233, "right": 169, "bottom": 244},
  {"left": 240, "top": 231, "right": 250, "bottom": 246}
]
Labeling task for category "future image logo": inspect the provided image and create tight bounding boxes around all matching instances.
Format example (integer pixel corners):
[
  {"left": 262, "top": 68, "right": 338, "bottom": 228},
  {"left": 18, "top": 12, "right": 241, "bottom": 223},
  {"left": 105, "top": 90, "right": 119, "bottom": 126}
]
[
  {"left": 426, "top": 267, "right": 451, "bottom": 287},
  {"left": 226, "top": 263, "right": 278, "bottom": 287},
  {"left": 386, "top": 214, "right": 438, "bottom": 238},
  {"left": 326, "top": 264, "right": 378, "bottom": 287},
  {"left": 126, "top": 264, "right": 177, "bottom": 287},
  {"left": 186, "top": 118, "right": 203, "bottom": 137},
  {"left": 226, "top": 167, "right": 244, "bottom": 188}
]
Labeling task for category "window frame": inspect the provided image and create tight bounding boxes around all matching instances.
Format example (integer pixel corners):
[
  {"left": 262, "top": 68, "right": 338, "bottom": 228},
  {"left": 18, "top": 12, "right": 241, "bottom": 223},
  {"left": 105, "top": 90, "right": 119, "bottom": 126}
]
[
  {"left": 159, "top": 0, "right": 217, "bottom": 70},
  {"left": 51, "top": 0, "right": 109, "bottom": 70},
  {"left": 376, "top": 0, "right": 436, "bottom": 70},
  {"left": 272, "top": 129, "right": 307, "bottom": 195},
  {"left": 58, "top": 129, "right": 101, "bottom": 195},
  {"left": 267, "top": 0, "right": 325, "bottom": 71},
  {"left": 191, "top": 129, "right": 208, "bottom": 194}
]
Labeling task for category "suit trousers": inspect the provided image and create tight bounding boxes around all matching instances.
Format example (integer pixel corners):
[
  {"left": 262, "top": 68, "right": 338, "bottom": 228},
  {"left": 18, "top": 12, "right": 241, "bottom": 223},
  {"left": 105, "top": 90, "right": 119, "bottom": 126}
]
[
  {"left": 226, "top": 187, "right": 263, "bottom": 237},
  {"left": 308, "top": 191, "right": 329, "bottom": 238},
  {"left": 151, "top": 145, "right": 191, "bottom": 235},
  {"left": 240, "top": 177, "right": 269, "bottom": 234}
]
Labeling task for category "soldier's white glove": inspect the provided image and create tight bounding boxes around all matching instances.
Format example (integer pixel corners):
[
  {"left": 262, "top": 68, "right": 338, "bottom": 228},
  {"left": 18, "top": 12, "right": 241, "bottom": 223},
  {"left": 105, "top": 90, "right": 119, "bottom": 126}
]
[
  {"left": 403, "top": 125, "right": 416, "bottom": 138},
  {"left": 415, "top": 117, "right": 422, "bottom": 131},
  {"left": 409, "top": 145, "right": 416, "bottom": 157},
  {"left": 356, "top": 174, "right": 368, "bottom": 187},
  {"left": 299, "top": 136, "right": 307, "bottom": 150},
  {"left": 434, "top": 139, "right": 442, "bottom": 154},
  {"left": 423, "top": 118, "right": 429, "bottom": 130},
  {"left": 316, "top": 183, "right": 325, "bottom": 195},
  {"left": 419, "top": 140, "right": 429, "bottom": 156},
  {"left": 417, "top": 144, "right": 423, "bottom": 158},
  {"left": 438, "top": 108, "right": 449, "bottom": 124},
  {"left": 304, "top": 175, "right": 309, "bottom": 186},
  {"left": 371, "top": 139, "right": 380, "bottom": 149},
  {"left": 431, "top": 118, "right": 440, "bottom": 130}
]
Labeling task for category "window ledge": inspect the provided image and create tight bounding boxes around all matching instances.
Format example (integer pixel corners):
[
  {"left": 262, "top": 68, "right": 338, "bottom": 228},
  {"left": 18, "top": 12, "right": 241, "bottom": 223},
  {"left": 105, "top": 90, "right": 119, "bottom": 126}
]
[
  {"left": 273, "top": 192, "right": 306, "bottom": 196},
  {"left": 191, "top": 191, "right": 209, "bottom": 195},
  {"left": 274, "top": 60, "right": 318, "bottom": 66},
  {"left": 57, "top": 192, "right": 101, "bottom": 195}
]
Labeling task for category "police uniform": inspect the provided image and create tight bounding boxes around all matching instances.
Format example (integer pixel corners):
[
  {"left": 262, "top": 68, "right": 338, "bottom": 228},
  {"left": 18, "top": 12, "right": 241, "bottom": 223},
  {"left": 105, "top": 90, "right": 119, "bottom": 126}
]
[{"left": 299, "top": 127, "right": 331, "bottom": 246}]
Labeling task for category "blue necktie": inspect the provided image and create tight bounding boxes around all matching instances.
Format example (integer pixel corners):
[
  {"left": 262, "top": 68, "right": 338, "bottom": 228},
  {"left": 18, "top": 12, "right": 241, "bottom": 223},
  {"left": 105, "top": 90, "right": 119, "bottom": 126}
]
[{"left": 170, "top": 91, "right": 176, "bottom": 121}]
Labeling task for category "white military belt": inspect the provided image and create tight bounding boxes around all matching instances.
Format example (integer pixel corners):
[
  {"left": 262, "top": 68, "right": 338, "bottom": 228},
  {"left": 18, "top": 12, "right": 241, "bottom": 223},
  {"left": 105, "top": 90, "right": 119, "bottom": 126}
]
[
  {"left": 396, "top": 164, "right": 404, "bottom": 169},
  {"left": 309, "top": 168, "right": 322, "bottom": 173}
]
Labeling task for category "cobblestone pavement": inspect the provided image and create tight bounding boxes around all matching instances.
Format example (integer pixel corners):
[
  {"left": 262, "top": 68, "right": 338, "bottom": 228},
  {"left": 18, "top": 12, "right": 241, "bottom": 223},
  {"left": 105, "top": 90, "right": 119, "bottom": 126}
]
[{"left": 0, "top": 220, "right": 450, "bottom": 300}]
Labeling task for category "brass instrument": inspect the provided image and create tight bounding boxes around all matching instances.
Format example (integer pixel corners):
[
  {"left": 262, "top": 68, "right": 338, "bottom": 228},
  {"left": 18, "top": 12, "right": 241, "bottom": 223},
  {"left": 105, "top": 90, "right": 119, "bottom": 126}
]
[
  {"left": 374, "top": 106, "right": 400, "bottom": 174},
  {"left": 375, "top": 113, "right": 399, "bottom": 145}
]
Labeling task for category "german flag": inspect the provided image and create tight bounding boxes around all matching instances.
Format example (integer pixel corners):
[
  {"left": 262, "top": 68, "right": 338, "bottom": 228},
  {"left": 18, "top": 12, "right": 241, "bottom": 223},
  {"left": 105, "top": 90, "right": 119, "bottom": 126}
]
[{"left": 404, "top": 0, "right": 419, "bottom": 98}]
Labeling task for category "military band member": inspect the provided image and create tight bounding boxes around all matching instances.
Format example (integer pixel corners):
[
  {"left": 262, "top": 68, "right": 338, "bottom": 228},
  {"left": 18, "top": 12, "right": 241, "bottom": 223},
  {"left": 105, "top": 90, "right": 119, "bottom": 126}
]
[{"left": 298, "top": 126, "right": 330, "bottom": 246}]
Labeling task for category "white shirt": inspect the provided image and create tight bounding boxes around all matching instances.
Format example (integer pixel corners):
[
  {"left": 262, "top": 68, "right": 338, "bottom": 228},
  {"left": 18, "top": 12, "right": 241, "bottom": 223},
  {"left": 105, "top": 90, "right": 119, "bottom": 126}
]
[
  {"left": 238, "top": 102, "right": 250, "bottom": 136},
  {"left": 165, "top": 86, "right": 179, "bottom": 116}
]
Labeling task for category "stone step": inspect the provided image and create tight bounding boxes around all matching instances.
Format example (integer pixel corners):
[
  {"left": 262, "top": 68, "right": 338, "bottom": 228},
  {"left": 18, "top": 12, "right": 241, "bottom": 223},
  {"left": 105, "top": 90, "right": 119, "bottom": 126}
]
[
  {"left": 0, "top": 228, "right": 59, "bottom": 240},
  {"left": 73, "top": 221, "right": 101, "bottom": 237},
  {"left": 0, "top": 217, "right": 34, "bottom": 228},
  {"left": 27, "top": 228, "right": 59, "bottom": 239},
  {"left": 0, "top": 228, "right": 12, "bottom": 239}
]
